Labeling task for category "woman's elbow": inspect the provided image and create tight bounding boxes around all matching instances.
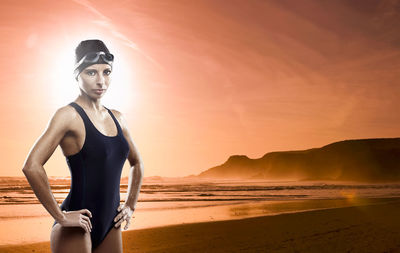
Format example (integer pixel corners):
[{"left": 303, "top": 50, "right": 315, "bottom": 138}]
[{"left": 22, "top": 161, "right": 42, "bottom": 174}]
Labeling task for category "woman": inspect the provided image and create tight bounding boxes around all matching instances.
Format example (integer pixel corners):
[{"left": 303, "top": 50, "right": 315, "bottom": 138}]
[{"left": 22, "top": 39, "right": 144, "bottom": 253}]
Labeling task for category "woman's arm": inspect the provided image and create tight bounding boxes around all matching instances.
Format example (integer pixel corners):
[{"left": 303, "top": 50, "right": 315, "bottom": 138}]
[
  {"left": 22, "top": 106, "right": 73, "bottom": 224},
  {"left": 115, "top": 110, "right": 144, "bottom": 211}
]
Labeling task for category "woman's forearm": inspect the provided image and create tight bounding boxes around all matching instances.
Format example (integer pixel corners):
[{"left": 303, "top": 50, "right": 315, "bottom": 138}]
[
  {"left": 124, "top": 162, "right": 144, "bottom": 210},
  {"left": 22, "top": 163, "right": 66, "bottom": 223}
]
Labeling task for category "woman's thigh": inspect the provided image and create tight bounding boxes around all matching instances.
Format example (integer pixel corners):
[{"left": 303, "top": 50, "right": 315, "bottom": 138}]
[
  {"left": 50, "top": 223, "right": 91, "bottom": 253},
  {"left": 93, "top": 226, "right": 123, "bottom": 253}
]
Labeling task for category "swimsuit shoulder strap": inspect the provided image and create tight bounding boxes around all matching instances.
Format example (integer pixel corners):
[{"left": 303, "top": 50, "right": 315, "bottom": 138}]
[
  {"left": 103, "top": 106, "right": 123, "bottom": 135},
  {"left": 68, "top": 102, "right": 92, "bottom": 129},
  {"left": 68, "top": 102, "right": 122, "bottom": 137}
]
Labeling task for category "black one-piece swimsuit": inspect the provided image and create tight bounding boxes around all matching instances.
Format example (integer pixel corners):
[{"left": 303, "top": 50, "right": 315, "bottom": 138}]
[{"left": 52, "top": 102, "right": 130, "bottom": 250}]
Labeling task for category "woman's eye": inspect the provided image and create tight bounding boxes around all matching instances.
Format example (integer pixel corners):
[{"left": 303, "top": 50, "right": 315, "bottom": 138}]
[
  {"left": 87, "top": 71, "right": 96, "bottom": 76},
  {"left": 104, "top": 70, "right": 111, "bottom": 75}
]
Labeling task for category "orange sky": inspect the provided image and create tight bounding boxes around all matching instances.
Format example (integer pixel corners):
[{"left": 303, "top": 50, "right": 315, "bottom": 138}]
[{"left": 1, "top": 0, "right": 399, "bottom": 177}]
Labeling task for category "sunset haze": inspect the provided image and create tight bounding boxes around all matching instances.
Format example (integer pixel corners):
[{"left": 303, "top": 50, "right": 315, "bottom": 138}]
[{"left": 1, "top": 0, "right": 399, "bottom": 178}]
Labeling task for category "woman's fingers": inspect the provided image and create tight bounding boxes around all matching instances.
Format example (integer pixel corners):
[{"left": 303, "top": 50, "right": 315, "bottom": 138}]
[
  {"left": 78, "top": 209, "right": 92, "bottom": 232},
  {"left": 80, "top": 219, "right": 91, "bottom": 233},
  {"left": 60, "top": 210, "right": 93, "bottom": 233},
  {"left": 114, "top": 208, "right": 126, "bottom": 223},
  {"left": 81, "top": 214, "right": 92, "bottom": 229},
  {"left": 115, "top": 214, "right": 127, "bottom": 228},
  {"left": 124, "top": 218, "right": 131, "bottom": 230},
  {"left": 114, "top": 217, "right": 122, "bottom": 227},
  {"left": 80, "top": 208, "right": 92, "bottom": 218},
  {"left": 124, "top": 214, "right": 135, "bottom": 230},
  {"left": 80, "top": 220, "right": 90, "bottom": 233},
  {"left": 115, "top": 206, "right": 135, "bottom": 229}
]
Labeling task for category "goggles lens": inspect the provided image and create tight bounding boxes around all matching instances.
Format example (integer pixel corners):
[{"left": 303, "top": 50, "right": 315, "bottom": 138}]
[
  {"left": 75, "top": 51, "right": 114, "bottom": 69},
  {"left": 85, "top": 51, "right": 114, "bottom": 62}
]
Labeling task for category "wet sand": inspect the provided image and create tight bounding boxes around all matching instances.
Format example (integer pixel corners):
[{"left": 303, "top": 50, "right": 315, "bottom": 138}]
[{"left": 1, "top": 198, "right": 400, "bottom": 252}]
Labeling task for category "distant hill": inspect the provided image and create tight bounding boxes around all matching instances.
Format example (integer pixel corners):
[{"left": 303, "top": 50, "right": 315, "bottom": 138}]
[{"left": 197, "top": 138, "right": 400, "bottom": 182}]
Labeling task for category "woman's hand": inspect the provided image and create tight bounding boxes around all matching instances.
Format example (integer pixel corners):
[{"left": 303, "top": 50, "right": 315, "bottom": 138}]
[
  {"left": 59, "top": 209, "right": 92, "bottom": 233},
  {"left": 114, "top": 203, "right": 135, "bottom": 230}
]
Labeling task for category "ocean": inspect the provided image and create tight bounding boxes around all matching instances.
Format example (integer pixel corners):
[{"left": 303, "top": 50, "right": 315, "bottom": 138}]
[{"left": 0, "top": 177, "right": 399, "bottom": 245}]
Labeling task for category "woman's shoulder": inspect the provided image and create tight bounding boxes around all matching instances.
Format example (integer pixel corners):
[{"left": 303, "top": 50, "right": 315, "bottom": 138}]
[
  {"left": 49, "top": 103, "right": 81, "bottom": 126},
  {"left": 108, "top": 108, "right": 122, "bottom": 118},
  {"left": 43, "top": 104, "right": 80, "bottom": 136},
  {"left": 108, "top": 108, "right": 127, "bottom": 130},
  {"left": 54, "top": 103, "right": 79, "bottom": 118}
]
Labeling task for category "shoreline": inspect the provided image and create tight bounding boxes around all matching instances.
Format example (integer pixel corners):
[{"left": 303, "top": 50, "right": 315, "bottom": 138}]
[{"left": 1, "top": 198, "right": 400, "bottom": 252}]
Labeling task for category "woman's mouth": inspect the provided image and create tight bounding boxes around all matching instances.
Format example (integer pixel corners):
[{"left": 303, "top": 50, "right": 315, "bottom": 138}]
[{"left": 94, "top": 89, "right": 105, "bottom": 94}]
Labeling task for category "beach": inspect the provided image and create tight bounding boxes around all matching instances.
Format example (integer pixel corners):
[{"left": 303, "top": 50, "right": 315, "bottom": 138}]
[{"left": 1, "top": 197, "right": 400, "bottom": 252}]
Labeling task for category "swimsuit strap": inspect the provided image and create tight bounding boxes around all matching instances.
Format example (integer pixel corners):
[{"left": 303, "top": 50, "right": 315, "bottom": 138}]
[
  {"left": 103, "top": 105, "right": 123, "bottom": 136},
  {"left": 68, "top": 102, "right": 92, "bottom": 130},
  {"left": 69, "top": 102, "right": 122, "bottom": 137}
]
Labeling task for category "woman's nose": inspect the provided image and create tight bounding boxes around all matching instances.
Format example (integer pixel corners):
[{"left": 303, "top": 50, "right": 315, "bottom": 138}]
[{"left": 96, "top": 73, "right": 106, "bottom": 85}]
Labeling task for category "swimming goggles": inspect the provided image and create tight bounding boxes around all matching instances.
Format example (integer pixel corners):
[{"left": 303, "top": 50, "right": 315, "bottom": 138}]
[{"left": 74, "top": 51, "right": 114, "bottom": 70}]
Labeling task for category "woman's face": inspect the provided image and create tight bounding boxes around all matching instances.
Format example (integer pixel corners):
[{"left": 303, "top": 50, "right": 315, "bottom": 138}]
[{"left": 77, "top": 63, "right": 112, "bottom": 98}]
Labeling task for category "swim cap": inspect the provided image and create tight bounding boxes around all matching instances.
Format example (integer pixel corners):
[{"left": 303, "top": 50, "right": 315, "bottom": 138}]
[{"left": 74, "top": 39, "right": 113, "bottom": 80}]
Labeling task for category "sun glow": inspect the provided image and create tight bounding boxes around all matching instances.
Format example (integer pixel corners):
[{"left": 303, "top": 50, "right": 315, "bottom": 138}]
[
  {"left": 340, "top": 190, "right": 357, "bottom": 201},
  {"left": 46, "top": 37, "right": 137, "bottom": 111}
]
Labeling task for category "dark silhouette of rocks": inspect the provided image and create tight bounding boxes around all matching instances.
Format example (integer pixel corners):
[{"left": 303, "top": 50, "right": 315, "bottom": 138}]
[{"left": 197, "top": 138, "right": 400, "bottom": 182}]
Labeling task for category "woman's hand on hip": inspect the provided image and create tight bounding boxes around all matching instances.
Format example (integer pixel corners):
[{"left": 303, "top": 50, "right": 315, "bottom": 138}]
[
  {"left": 59, "top": 209, "right": 92, "bottom": 233},
  {"left": 114, "top": 203, "right": 135, "bottom": 230}
]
